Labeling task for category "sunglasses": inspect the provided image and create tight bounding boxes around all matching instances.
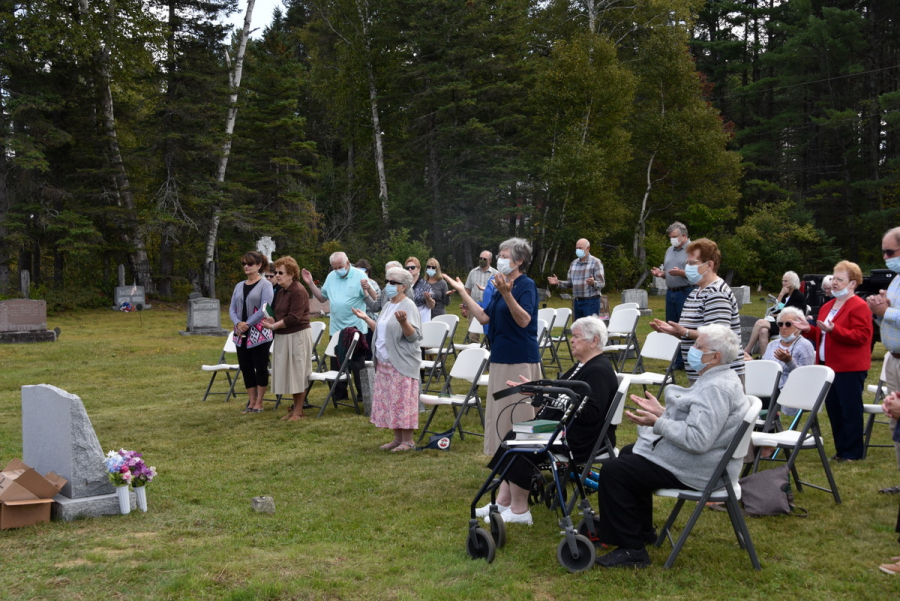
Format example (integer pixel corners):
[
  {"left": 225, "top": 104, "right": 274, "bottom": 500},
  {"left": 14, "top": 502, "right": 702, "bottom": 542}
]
[
  {"left": 241, "top": 262, "right": 257, "bottom": 267},
  {"left": 426, "top": 265, "right": 437, "bottom": 269},
  {"left": 386, "top": 279, "right": 402, "bottom": 286},
  {"left": 776, "top": 322, "right": 795, "bottom": 328},
  {"left": 275, "top": 270, "right": 286, "bottom": 275},
  {"left": 264, "top": 274, "right": 274, "bottom": 279},
  {"left": 884, "top": 248, "right": 900, "bottom": 258},
  {"left": 405, "top": 266, "right": 417, "bottom": 271}
]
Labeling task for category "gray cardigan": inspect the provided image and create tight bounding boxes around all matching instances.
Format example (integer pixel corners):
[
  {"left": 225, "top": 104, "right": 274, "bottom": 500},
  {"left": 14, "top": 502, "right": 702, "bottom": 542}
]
[
  {"left": 371, "top": 296, "right": 422, "bottom": 380},
  {"left": 633, "top": 365, "right": 749, "bottom": 490},
  {"left": 228, "top": 278, "right": 275, "bottom": 348}
]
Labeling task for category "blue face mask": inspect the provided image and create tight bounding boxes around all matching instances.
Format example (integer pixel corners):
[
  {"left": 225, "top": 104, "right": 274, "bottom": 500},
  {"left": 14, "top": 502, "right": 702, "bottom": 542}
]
[
  {"left": 887, "top": 257, "right": 900, "bottom": 273},
  {"left": 335, "top": 267, "right": 348, "bottom": 278},
  {"left": 383, "top": 284, "right": 399, "bottom": 299},
  {"left": 426, "top": 268, "right": 436, "bottom": 277},
  {"left": 832, "top": 286, "right": 849, "bottom": 299},
  {"left": 686, "top": 346, "right": 710, "bottom": 373},
  {"left": 575, "top": 248, "right": 585, "bottom": 259},
  {"left": 685, "top": 263, "right": 706, "bottom": 285},
  {"left": 781, "top": 332, "right": 797, "bottom": 343}
]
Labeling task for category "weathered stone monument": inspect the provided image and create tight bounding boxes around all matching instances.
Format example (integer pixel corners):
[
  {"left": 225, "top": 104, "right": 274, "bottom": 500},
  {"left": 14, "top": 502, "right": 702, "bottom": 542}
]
[
  {"left": 257, "top": 236, "right": 276, "bottom": 262},
  {"left": 308, "top": 297, "right": 331, "bottom": 317},
  {"left": 117, "top": 264, "right": 126, "bottom": 288},
  {"left": 20, "top": 270, "right": 30, "bottom": 299},
  {"left": 621, "top": 289, "right": 652, "bottom": 316},
  {"left": 114, "top": 282, "right": 151, "bottom": 310},
  {"left": 0, "top": 299, "right": 57, "bottom": 344},
  {"left": 21, "top": 385, "right": 134, "bottom": 520},
  {"left": 180, "top": 296, "right": 229, "bottom": 336},
  {"left": 652, "top": 276, "right": 667, "bottom": 296}
]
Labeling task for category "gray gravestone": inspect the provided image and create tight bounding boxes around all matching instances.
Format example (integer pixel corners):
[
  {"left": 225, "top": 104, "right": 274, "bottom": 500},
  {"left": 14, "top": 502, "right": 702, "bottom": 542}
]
[
  {"left": 621, "top": 289, "right": 652, "bottom": 316},
  {"left": 738, "top": 285, "right": 751, "bottom": 305},
  {"left": 309, "top": 297, "right": 331, "bottom": 317},
  {"left": 740, "top": 315, "right": 760, "bottom": 353},
  {"left": 21, "top": 385, "right": 132, "bottom": 520},
  {"left": 359, "top": 365, "right": 376, "bottom": 417},
  {"left": 0, "top": 299, "right": 56, "bottom": 343},
  {"left": 117, "top": 264, "right": 125, "bottom": 288},
  {"left": 114, "top": 283, "right": 151, "bottom": 310},
  {"left": 180, "top": 297, "right": 229, "bottom": 336},
  {"left": 20, "top": 270, "right": 30, "bottom": 299},
  {"left": 188, "top": 292, "right": 202, "bottom": 300},
  {"left": 652, "top": 276, "right": 667, "bottom": 296},
  {"left": 257, "top": 236, "right": 276, "bottom": 262}
]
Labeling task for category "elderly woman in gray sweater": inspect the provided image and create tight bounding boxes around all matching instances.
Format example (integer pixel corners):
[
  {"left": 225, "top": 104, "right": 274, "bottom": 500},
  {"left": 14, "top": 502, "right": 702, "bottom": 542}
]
[
  {"left": 352, "top": 266, "right": 423, "bottom": 452},
  {"left": 593, "top": 323, "right": 750, "bottom": 569}
]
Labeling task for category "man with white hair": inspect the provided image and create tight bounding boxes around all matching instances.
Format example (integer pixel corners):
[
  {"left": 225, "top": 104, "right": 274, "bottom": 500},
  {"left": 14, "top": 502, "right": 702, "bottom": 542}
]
[
  {"left": 593, "top": 324, "right": 749, "bottom": 569},
  {"left": 303, "top": 252, "right": 368, "bottom": 400},
  {"left": 548, "top": 238, "right": 605, "bottom": 320}
]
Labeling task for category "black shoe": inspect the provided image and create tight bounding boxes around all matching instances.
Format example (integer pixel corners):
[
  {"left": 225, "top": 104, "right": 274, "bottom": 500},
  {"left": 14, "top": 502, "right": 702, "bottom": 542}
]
[
  {"left": 302, "top": 403, "right": 313, "bottom": 410},
  {"left": 594, "top": 547, "right": 651, "bottom": 569}
]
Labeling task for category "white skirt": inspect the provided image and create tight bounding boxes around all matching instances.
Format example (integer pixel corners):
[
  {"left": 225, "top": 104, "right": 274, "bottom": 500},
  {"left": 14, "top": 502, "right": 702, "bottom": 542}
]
[{"left": 271, "top": 328, "right": 313, "bottom": 395}]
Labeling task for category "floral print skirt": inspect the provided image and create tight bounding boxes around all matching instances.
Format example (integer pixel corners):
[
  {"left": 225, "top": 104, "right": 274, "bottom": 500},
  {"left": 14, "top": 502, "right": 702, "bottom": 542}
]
[{"left": 370, "top": 362, "right": 419, "bottom": 430}]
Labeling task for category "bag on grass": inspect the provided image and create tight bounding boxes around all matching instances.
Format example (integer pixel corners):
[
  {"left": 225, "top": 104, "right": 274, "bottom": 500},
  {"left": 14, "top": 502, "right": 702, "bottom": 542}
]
[
  {"left": 416, "top": 429, "right": 453, "bottom": 451},
  {"left": 738, "top": 465, "right": 808, "bottom": 517}
]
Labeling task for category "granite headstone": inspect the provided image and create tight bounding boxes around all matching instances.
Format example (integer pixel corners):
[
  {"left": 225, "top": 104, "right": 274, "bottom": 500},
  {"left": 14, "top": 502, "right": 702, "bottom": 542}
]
[
  {"left": 114, "top": 283, "right": 151, "bottom": 310},
  {"left": 20, "top": 270, "right": 30, "bottom": 299},
  {"left": 621, "top": 289, "right": 652, "bottom": 316},
  {"left": 180, "top": 297, "right": 229, "bottom": 336},
  {"left": 0, "top": 299, "right": 56, "bottom": 343}
]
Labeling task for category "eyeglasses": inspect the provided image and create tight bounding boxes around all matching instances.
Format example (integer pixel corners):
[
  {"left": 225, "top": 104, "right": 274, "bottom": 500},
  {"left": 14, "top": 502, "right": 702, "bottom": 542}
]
[
  {"left": 884, "top": 248, "right": 900, "bottom": 258},
  {"left": 241, "top": 262, "right": 256, "bottom": 267},
  {"left": 386, "top": 279, "right": 402, "bottom": 285},
  {"left": 686, "top": 259, "right": 707, "bottom": 266},
  {"left": 776, "top": 322, "right": 794, "bottom": 328},
  {"left": 275, "top": 270, "right": 286, "bottom": 275},
  {"left": 264, "top": 274, "right": 274, "bottom": 279},
  {"left": 405, "top": 266, "right": 417, "bottom": 271}
]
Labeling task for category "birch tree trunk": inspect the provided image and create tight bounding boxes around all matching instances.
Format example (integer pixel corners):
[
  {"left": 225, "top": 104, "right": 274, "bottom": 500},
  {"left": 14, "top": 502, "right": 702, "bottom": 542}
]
[
  {"left": 203, "top": 0, "right": 256, "bottom": 297},
  {"left": 0, "top": 87, "right": 9, "bottom": 293},
  {"left": 632, "top": 151, "right": 656, "bottom": 288}
]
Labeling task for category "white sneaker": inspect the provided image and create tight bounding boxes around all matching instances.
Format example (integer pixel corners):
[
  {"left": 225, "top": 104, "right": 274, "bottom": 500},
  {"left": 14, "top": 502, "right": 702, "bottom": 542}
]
[
  {"left": 475, "top": 502, "right": 509, "bottom": 518},
  {"left": 498, "top": 508, "right": 533, "bottom": 525}
]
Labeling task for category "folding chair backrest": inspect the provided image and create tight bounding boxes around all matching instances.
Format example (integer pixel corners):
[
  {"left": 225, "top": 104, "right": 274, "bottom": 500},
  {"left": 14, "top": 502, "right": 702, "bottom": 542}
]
[
  {"left": 735, "top": 396, "right": 764, "bottom": 459},
  {"left": 536, "top": 319, "right": 549, "bottom": 343},
  {"left": 450, "top": 348, "right": 490, "bottom": 382},
  {"left": 606, "top": 308, "right": 639, "bottom": 337},
  {"left": 223, "top": 334, "right": 238, "bottom": 354},
  {"left": 609, "top": 375, "right": 630, "bottom": 426},
  {"left": 433, "top": 314, "right": 459, "bottom": 341},
  {"left": 323, "top": 332, "right": 340, "bottom": 358},
  {"left": 639, "top": 331, "right": 681, "bottom": 362},
  {"left": 776, "top": 365, "right": 835, "bottom": 412},
  {"left": 553, "top": 307, "right": 572, "bottom": 331},
  {"left": 419, "top": 321, "right": 450, "bottom": 349},
  {"left": 538, "top": 308, "right": 556, "bottom": 331},
  {"left": 467, "top": 319, "right": 484, "bottom": 335},
  {"left": 309, "top": 321, "right": 326, "bottom": 347},
  {"left": 743, "top": 360, "right": 783, "bottom": 400},
  {"left": 612, "top": 302, "right": 639, "bottom": 315}
]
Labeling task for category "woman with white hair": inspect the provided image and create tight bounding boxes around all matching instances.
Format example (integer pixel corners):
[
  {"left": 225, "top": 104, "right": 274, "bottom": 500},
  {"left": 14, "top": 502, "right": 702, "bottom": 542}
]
[
  {"left": 352, "top": 267, "right": 423, "bottom": 452},
  {"left": 444, "top": 237, "right": 542, "bottom": 457},
  {"left": 475, "top": 316, "right": 619, "bottom": 525},
  {"left": 755, "top": 306, "right": 816, "bottom": 411},
  {"left": 744, "top": 271, "right": 806, "bottom": 358},
  {"left": 593, "top": 324, "right": 749, "bottom": 568}
]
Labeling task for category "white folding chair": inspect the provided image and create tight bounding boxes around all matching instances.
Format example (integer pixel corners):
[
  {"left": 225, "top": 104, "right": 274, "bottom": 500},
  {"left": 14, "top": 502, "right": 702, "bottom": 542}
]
[
  {"left": 306, "top": 331, "right": 362, "bottom": 418},
  {"left": 750, "top": 365, "right": 840, "bottom": 503},
  {"left": 619, "top": 332, "right": 681, "bottom": 397},
  {"left": 548, "top": 307, "right": 573, "bottom": 362},
  {"left": 602, "top": 308, "right": 640, "bottom": 371},
  {"left": 653, "top": 396, "right": 763, "bottom": 570},
  {"left": 308, "top": 321, "right": 327, "bottom": 372},
  {"left": 419, "top": 321, "right": 450, "bottom": 392},
  {"left": 863, "top": 362, "right": 891, "bottom": 459},
  {"left": 417, "top": 348, "right": 491, "bottom": 444},
  {"left": 432, "top": 314, "right": 460, "bottom": 360},
  {"left": 455, "top": 319, "right": 487, "bottom": 351},
  {"left": 744, "top": 360, "right": 783, "bottom": 433},
  {"left": 201, "top": 335, "right": 240, "bottom": 402},
  {"left": 537, "top": 308, "right": 562, "bottom": 373},
  {"left": 536, "top": 319, "right": 550, "bottom": 378},
  {"left": 611, "top": 302, "right": 639, "bottom": 315}
]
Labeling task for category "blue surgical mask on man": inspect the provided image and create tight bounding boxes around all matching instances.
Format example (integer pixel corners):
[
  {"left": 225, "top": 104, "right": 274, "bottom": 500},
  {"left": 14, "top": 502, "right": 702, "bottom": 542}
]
[
  {"left": 335, "top": 267, "right": 348, "bottom": 277},
  {"left": 575, "top": 248, "right": 585, "bottom": 259},
  {"left": 887, "top": 257, "right": 900, "bottom": 273},
  {"left": 686, "top": 346, "right": 710, "bottom": 373}
]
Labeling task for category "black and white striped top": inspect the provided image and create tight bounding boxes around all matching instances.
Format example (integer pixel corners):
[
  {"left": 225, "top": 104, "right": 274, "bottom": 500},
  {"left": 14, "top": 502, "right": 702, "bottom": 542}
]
[{"left": 679, "top": 278, "right": 744, "bottom": 380}]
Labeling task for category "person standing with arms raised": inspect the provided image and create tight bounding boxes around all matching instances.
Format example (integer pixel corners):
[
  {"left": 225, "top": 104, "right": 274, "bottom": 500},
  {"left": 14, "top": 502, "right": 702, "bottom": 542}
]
[{"left": 548, "top": 238, "right": 605, "bottom": 320}]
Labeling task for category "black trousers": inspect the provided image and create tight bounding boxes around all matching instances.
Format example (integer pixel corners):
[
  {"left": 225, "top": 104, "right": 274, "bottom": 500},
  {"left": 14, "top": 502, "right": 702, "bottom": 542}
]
[
  {"left": 595, "top": 444, "right": 685, "bottom": 550},
  {"left": 824, "top": 370, "right": 866, "bottom": 460},
  {"left": 236, "top": 341, "right": 272, "bottom": 389}
]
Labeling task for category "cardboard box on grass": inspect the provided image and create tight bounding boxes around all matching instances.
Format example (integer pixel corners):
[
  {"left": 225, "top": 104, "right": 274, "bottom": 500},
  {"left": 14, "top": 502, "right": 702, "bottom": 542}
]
[{"left": 0, "top": 458, "right": 67, "bottom": 529}]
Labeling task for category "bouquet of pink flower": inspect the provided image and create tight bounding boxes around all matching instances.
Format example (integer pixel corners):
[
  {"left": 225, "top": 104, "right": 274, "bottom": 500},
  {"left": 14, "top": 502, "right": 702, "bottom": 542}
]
[{"left": 104, "top": 449, "right": 157, "bottom": 487}]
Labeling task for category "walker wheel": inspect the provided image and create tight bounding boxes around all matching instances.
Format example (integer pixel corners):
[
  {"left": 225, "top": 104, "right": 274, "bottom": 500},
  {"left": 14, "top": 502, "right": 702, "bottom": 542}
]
[
  {"left": 488, "top": 511, "right": 506, "bottom": 548},
  {"left": 557, "top": 534, "right": 596, "bottom": 572},
  {"left": 576, "top": 516, "right": 601, "bottom": 544},
  {"left": 466, "top": 527, "right": 496, "bottom": 562}
]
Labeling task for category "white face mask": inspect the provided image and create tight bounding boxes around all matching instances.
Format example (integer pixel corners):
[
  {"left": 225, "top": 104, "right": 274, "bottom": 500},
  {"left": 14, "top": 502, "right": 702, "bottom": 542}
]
[
  {"left": 496, "top": 258, "right": 514, "bottom": 275},
  {"left": 670, "top": 237, "right": 680, "bottom": 247}
]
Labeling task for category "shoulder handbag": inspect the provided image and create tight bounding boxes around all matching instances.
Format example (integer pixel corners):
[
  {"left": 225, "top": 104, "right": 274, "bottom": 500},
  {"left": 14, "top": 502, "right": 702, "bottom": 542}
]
[{"left": 738, "top": 465, "right": 808, "bottom": 517}]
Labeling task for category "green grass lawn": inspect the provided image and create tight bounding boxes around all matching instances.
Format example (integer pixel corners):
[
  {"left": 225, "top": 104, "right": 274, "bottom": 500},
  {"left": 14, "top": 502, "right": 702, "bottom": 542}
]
[{"left": 0, "top": 294, "right": 897, "bottom": 600}]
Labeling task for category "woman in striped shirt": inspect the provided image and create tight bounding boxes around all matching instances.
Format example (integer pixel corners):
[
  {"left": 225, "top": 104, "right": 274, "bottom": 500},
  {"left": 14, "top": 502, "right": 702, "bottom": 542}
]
[{"left": 649, "top": 238, "right": 744, "bottom": 384}]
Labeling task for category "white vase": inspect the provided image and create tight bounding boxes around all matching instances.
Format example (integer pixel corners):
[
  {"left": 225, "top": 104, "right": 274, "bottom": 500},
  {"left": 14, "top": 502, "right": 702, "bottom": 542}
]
[
  {"left": 134, "top": 485, "right": 148, "bottom": 512},
  {"left": 116, "top": 485, "right": 131, "bottom": 515}
]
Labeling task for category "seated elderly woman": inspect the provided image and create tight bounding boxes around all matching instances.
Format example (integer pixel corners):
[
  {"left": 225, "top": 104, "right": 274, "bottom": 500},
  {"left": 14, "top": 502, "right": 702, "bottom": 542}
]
[
  {"left": 751, "top": 306, "right": 816, "bottom": 418},
  {"left": 474, "top": 316, "right": 619, "bottom": 525},
  {"left": 592, "top": 323, "right": 750, "bottom": 569},
  {"left": 743, "top": 271, "right": 806, "bottom": 358}
]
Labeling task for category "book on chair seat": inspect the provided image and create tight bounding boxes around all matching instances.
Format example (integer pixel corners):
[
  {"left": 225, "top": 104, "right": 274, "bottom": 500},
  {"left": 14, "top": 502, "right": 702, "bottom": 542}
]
[{"left": 512, "top": 419, "right": 558, "bottom": 433}]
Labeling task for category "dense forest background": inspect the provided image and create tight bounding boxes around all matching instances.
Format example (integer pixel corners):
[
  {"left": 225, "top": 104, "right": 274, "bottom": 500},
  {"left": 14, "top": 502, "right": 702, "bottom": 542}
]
[{"left": 1, "top": 0, "right": 897, "bottom": 308}]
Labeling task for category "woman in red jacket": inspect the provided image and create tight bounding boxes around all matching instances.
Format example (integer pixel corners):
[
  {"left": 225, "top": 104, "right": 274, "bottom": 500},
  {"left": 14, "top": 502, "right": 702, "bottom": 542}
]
[{"left": 794, "top": 261, "right": 872, "bottom": 461}]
